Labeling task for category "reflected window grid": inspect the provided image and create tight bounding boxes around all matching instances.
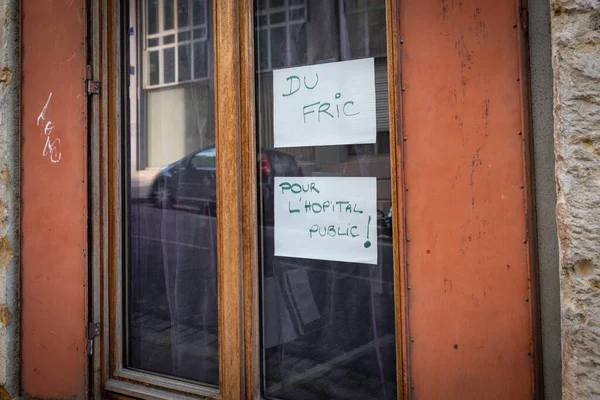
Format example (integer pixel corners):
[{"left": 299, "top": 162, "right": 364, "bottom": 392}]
[
  {"left": 341, "top": 0, "right": 386, "bottom": 60},
  {"left": 145, "top": 0, "right": 209, "bottom": 87},
  {"left": 255, "top": 0, "right": 307, "bottom": 71}
]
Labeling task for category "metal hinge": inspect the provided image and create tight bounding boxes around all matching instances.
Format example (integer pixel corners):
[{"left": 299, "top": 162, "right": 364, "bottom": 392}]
[
  {"left": 87, "top": 322, "right": 100, "bottom": 356},
  {"left": 86, "top": 65, "right": 99, "bottom": 95}
]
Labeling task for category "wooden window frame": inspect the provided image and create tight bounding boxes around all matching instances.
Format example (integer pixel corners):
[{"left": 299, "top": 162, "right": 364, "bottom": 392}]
[{"left": 88, "top": 0, "right": 406, "bottom": 399}]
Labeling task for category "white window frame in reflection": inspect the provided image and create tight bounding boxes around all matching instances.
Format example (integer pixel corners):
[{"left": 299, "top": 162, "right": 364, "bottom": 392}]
[{"left": 144, "top": 0, "right": 209, "bottom": 88}]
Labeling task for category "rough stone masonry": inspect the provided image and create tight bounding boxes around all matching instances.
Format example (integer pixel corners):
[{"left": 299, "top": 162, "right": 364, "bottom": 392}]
[
  {"left": 0, "top": 1, "right": 19, "bottom": 399},
  {"left": 551, "top": 0, "right": 600, "bottom": 398}
]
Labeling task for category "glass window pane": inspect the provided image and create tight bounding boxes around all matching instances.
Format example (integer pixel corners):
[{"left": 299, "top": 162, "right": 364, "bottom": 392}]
[
  {"left": 193, "top": 41, "right": 208, "bottom": 79},
  {"left": 147, "top": 0, "right": 159, "bottom": 34},
  {"left": 163, "top": 47, "right": 176, "bottom": 83},
  {"left": 193, "top": 0, "right": 206, "bottom": 26},
  {"left": 178, "top": 0, "right": 190, "bottom": 28},
  {"left": 193, "top": 27, "right": 206, "bottom": 39},
  {"left": 258, "top": 29, "right": 269, "bottom": 70},
  {"left": 368, "top": 0, "right": 385, "bottom": 8},
  {"left": 164, "top": 0, "right": 175, "bottom": 30},
  {"left": 270, "top": 11, "right": 286, "bottom": 24},
  {"left": 258, "top": 14, "right": 268, "bottom": 26},
  {"left": 163, "top": 34, "right": 175, "bottom": 44},
  {"left": 255, "top": 2, "right": 396, "bottom": 400},
  {"left": 178, "top": 44, "right": 192, "bottom": 81},
  {"left": 270, "top": 27, "right": 287, "bottom": 69},
  {"left": 345, "top": 0, "right": 368, "bottom": 12},
  {"left": 149, "top": 50, "right": 159, "bottom": 85},
  {"left": 288, "top": 8, "right": 305, "bottom": 21},
  {"left": 178, "top": 31, "right": 192, "bottom": 41},
  {"left": 345, "top": 14, "right": 367, "bottom": 59},
  {"left": 148, "top": 37, "right": 160, "bottom": 47},
  {"left": 368, "top": 10, "right": 386, "bottom": 56},
  {"left": 289, "top": 23, "right": 307, "bottom": 66},
  {"left": 128, "top": 0, "right": 218, "bottom": 386}
]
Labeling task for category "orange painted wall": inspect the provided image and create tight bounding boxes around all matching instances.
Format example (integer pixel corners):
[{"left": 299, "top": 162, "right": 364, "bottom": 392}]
[
  {"left": 21, "top": 0, "right": 88, "bottom": 398},
  {"left": 400, "top": 0, "right": 535, "bottom": 398}
]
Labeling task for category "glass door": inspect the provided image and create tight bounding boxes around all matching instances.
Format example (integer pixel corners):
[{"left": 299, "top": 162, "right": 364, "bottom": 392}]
[
  {"left": 254, "top": 1, "right": 398, "bottom": 399},
  {"left": 124, "top": 0, "right": 219, "bottom": 388}
]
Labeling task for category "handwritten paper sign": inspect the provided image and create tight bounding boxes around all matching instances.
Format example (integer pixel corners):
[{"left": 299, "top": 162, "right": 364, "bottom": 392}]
[
  {"left": 274, "top": 177, "right": 377, "bottom": 265},
  {"left": 273, "top": 58, "right": 376, "bottom": 148}
]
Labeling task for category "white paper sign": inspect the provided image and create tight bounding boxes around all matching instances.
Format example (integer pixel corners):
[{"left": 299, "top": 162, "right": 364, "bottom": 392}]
[
  {"left": 273, "top": 58, "right": 376, "bottom": 148},
  {"left": 274, "top": 177, "right": 377, "bottom": 265}
]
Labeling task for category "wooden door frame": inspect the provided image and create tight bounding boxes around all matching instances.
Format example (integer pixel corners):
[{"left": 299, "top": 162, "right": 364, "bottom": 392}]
[{"left": 90, "top": 0, "right": 406, "bottom": 399}]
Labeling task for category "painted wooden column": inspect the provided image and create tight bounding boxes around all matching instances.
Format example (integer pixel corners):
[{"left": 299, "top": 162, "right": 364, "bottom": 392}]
[{"left": 399, "top": 0, "right": 538, "bottom": 398}]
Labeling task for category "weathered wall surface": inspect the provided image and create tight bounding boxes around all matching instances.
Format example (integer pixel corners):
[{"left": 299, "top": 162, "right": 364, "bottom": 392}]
[
  {"left": 551, "top": 0, "right": 600, "bottom": 398},
  {"left": 0, "top": 0, "right": 19, "bottom": 398}
]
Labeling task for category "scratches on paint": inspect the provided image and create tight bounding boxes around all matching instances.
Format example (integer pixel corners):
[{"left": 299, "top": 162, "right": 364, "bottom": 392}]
[
  {"left": 440, "top": 0, "right": 464, "bottom": 21},
  {"left": 441, "top": 0, "right": 449, "bottom": 20},
  {"left": 444, "top": 278, "right": 453, "bottom": 294},
  {"left": 481, "top": 97, "right": 490, "bottom": 131},
  {"left": 471, "top": 7, "right": 488, "bottom": 39},
  {"left": 55, "top": 52, "right": 76, "bottom": 65},
  {"left": 470, "top": 148, "right": 482, "bottom": 187},
  {"left": 455, "top": 36, "right": 473, "bottom": 90}
]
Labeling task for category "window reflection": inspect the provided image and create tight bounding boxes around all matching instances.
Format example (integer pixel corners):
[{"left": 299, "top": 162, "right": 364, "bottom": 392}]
[
  {"left": 256, "top": 1, "right": 396, "bottom": 399},
  {"left": 125, "top": 0, "right": 218, "bottom": 386}
]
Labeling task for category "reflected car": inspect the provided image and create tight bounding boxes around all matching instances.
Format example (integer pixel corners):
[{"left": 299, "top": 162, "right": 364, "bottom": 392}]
[{"left": 148, "top": 146, "right": 303, "bottom": 220}]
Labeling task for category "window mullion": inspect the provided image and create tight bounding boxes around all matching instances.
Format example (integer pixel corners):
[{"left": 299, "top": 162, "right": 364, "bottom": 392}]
[{"left": 214, "top": 0, "right": 244, "bottom": 398}]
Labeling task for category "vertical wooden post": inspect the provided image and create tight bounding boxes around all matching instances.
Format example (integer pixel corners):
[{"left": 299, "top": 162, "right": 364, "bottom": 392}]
[
  {"left": 21, "top": 0, "right": 88, "bottom": 398},
  {"left": 215, "top": 1, "right": 244, "bottom": 399}
]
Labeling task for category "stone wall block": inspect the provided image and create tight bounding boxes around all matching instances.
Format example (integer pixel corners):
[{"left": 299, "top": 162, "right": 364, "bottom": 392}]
[{"left": 552, "top": 0, "right": 600, "bottom": 398}]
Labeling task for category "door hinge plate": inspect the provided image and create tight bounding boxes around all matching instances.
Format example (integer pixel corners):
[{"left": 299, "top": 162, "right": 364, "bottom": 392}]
[
  {"left": 86, "top": 79, "right": 100, "bottom": 95},
  {"left": 87, "top": 322, "right": 100, "bottom": 339},
  {"left": 86, "top": 65, "right": 99, "bottom": 95}
]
